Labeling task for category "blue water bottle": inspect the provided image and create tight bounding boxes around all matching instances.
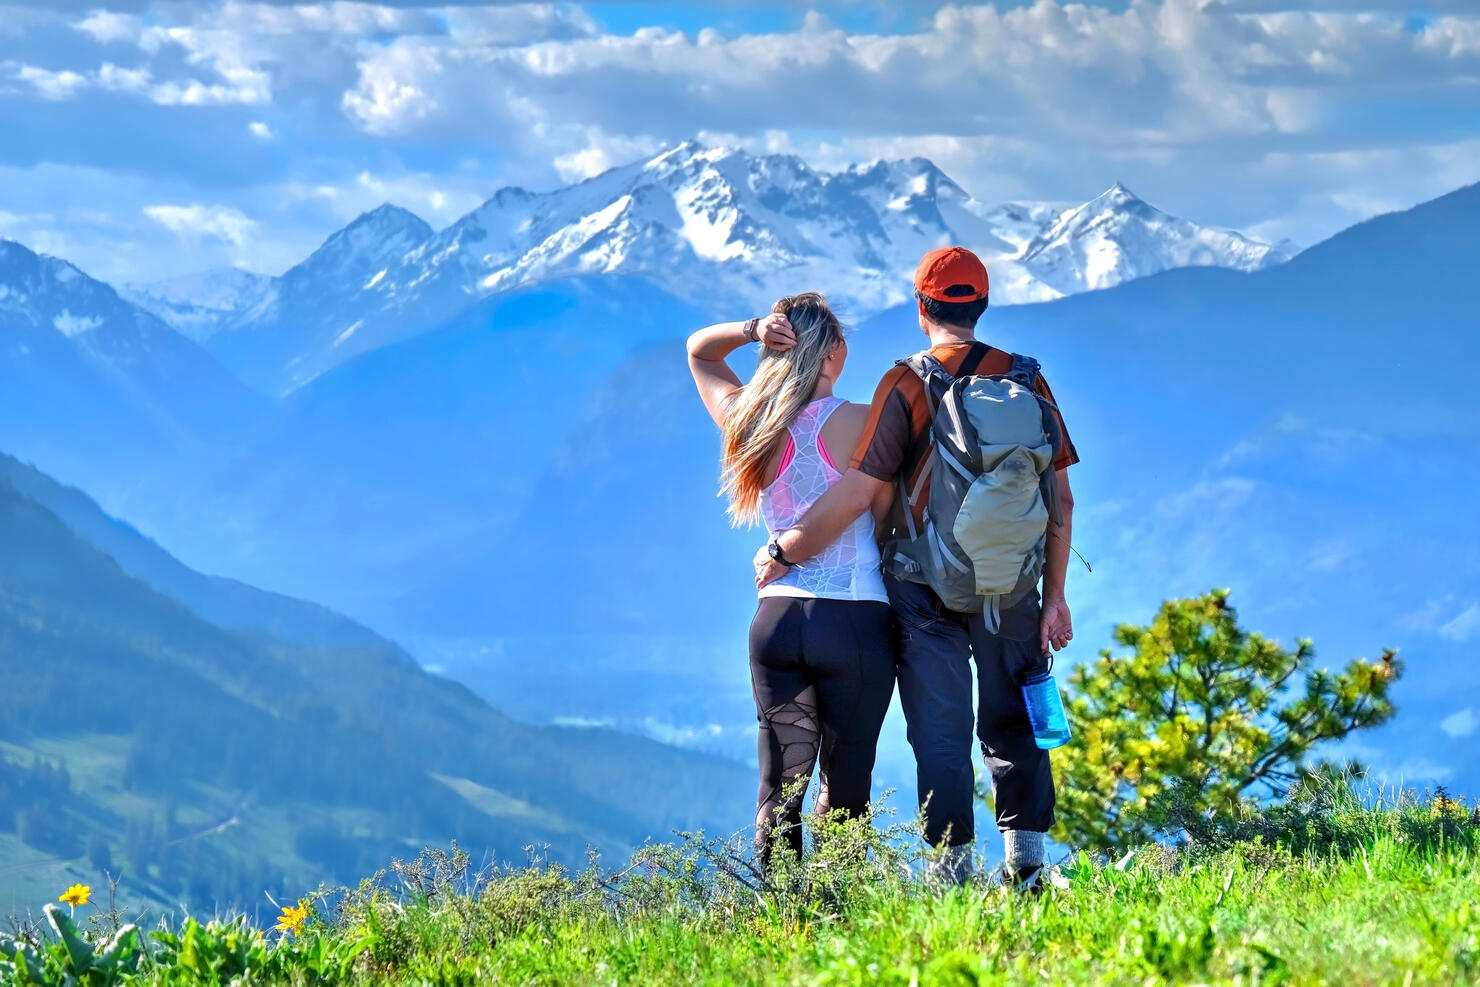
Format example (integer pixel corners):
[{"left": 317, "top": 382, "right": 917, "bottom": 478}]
[{"left": 1021, "top": 657, "right": 1071, "bottom": 750}]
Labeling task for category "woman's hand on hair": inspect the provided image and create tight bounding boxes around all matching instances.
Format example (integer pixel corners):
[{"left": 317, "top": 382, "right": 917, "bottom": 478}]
[{"left": 758, "top": 314, "right": 796, "bottom": 352}]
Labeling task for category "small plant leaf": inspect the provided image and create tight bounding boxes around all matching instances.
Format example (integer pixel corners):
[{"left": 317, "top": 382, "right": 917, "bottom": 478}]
[{"left": 43, "top": 903, "right": 95, "bottom": 973}]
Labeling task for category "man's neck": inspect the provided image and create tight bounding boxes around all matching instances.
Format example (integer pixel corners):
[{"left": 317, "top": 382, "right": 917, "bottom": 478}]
[{"left": 924, "top": 322, "right": 977, "bottom": 349}]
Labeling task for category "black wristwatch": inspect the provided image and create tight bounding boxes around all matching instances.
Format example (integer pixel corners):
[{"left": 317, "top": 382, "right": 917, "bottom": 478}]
[{"left": 768, "top": 539, "right": 799, "bottom": 568}]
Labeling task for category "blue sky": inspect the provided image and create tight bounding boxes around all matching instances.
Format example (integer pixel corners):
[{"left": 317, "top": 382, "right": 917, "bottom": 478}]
[{"left": 1, "top": 0, "right": 1477, "bottom": 284}]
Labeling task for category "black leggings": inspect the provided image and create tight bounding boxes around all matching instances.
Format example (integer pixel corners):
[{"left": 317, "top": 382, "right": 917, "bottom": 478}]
[{"left": 748, "top": 596, "right": 896, "bottom": 863}]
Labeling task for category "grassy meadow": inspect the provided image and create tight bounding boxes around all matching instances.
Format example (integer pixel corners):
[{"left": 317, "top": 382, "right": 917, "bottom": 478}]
[{"left": 4, "top": 782, "right": 1479, "bottom": 986}]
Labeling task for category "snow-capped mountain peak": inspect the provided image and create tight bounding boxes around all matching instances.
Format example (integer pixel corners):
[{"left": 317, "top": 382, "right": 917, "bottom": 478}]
[
  {"left": 1018, "top": 183, "right": 1295, "bottom": 294},
  {"left": 121, "top": 268, "right": 272, "bottom": 342},
  {"left": 121, "top": 141, "right": 1296, "bottom": 394},
  {"left": 372, "top": 140, "right": 992, "bottom": 328},
  {"left": 3, "top": 239, "right": 136, "bottom": 340},
  {"left": 294, "top": 204, "right": 432, "bottom": 285},
  {"left": 0, "top": 237, "right": 258, "bottom": 410}
]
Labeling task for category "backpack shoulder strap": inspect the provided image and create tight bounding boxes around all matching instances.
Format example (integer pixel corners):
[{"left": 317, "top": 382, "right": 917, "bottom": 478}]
[
  {"left": 896, "top": 352, "right": 956, "bottom": 416},
  {"left": 959, "top": 342, "right": 993, "bottom": 379},
  {"left": 896, "top": 351, "right": 952, "bottom": 385},
  {"left": 1008, "top": 351, "right": 1067, "bottom": 528}
]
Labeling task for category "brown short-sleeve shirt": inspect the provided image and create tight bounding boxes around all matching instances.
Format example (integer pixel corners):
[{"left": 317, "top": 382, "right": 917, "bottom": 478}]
[{"left": 849, "top": 341, "right": 1079, "bottom": 539}]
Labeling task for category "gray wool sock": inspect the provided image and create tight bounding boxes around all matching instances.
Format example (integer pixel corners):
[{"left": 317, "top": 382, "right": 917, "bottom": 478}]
[{"left": 1003, "top": 830, "right": 1045, "bottom": 872}]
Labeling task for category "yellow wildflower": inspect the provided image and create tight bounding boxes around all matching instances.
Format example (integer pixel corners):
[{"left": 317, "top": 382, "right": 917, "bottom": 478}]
[
  {"left": 58, "top": 884, "right": 91, "bottom": 907},
  {"left": 273, "top": 901, "right": 310, "bottom": 935}
]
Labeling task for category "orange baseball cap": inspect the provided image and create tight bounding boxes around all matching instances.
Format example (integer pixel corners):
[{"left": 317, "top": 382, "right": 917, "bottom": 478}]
[{"left": 914, "top": 246, "right": 989, "bottom": 303}]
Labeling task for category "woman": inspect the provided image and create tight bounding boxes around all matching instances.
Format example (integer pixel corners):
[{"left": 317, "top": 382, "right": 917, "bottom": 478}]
[{"left": 686, "top": 293, "right": 895, "bottom": 865}]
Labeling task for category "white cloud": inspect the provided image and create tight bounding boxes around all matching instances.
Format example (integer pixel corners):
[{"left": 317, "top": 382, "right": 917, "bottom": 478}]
[
  {"left": 75, "top": 10, "right": 142, "bottom": 45},
  {"left": 143, "top": 203, "right": 259, "bottom": 246},
  {"left": 340, "top": 1, "right": 1480, "bottom": 144},
  {"left": 339, "top": 41, "right": 442, "bottom": 133},
  {"left": 1440, "top": 707, "right": 1477, "bottom": 740},
  {"left": 11, "top": 64, "right": 88, "bottom": 100},
  {"left": 1438, "top": 602, "right": 1480, "bottom": 643},
  {"left": 249, "top": 120, "right": 272, "bottom": 139},
  {"left": 552, "top": 130, "right": 665, "bottom": 183},
  {"left": 150, "top": 76, "right": 270, "bottom": 106},
  {"left": 64, "top": 1, "right": 596, "bottom": 122},
  {"left": 96, "top": 62, "right": 151, "bottom": 94}
]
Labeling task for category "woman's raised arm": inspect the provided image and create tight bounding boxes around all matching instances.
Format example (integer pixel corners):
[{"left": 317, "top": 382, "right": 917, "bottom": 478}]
[{"left": 685, "top": 315, "right": 794, "bottom": 427}]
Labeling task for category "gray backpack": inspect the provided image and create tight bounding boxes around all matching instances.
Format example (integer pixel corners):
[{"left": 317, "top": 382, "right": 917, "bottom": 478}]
[{"left": 884, "top": 350, "right": 1064, "bottom": 630}]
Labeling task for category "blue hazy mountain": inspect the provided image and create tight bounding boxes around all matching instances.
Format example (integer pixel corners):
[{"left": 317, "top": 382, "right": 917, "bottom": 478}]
[
  {"left": 205, "top": 205, "right": 435, "bottom": 395},
  {"left": 0, "top": 240, "right": 266, "bottom": 513},
  {"left": 0, "top": 455, "right": 752, "bottom": 911},
  {"left": 0, "top": 452, "right": 406, "bottom": 652},
  {"left": 154, "top": 275, "right": 714, "bottom": 613}
]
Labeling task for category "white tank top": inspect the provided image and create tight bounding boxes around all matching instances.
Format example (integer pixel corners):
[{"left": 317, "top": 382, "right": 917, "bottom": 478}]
[{"left": 758, "top": 396, "right": 890, "bottom": 603}]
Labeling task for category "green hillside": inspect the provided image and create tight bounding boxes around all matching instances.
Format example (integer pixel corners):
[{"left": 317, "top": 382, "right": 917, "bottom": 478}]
[{"left": 0, "top": 459, "right": 752, "bottom": 919}]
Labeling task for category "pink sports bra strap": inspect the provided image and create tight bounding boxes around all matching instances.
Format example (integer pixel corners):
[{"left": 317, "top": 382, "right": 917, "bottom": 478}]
[
  {"left": 817, "top": 431, "right": 839, "bottom": 472},
  {"left": 775, "top": 435, "right": 797, "bottom": 477}
]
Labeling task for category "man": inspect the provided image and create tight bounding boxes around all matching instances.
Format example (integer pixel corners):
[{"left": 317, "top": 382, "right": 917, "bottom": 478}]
[{"left": 755, "top": 246, "right": 1078, "bottom": 887}]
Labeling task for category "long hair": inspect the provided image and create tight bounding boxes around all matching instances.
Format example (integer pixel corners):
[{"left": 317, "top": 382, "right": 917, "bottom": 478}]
[{"left": 720, "top": 292, "right": 845, "bottom": 526}]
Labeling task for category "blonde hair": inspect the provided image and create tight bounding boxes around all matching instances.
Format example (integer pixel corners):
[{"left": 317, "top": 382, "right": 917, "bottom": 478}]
[{"left": 720, "top": 292, "right": 845, "bottom": 526}]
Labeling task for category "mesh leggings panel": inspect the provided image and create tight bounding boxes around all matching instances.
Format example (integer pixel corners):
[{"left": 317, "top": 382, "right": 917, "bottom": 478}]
[{"left": 754, "top": 688, "right": 820, "bottom": 864}]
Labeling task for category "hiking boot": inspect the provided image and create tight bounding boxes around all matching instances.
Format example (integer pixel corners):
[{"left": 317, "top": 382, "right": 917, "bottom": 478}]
[{"left": 1005, "top": 863, "right": 1045, "bottom": 897}]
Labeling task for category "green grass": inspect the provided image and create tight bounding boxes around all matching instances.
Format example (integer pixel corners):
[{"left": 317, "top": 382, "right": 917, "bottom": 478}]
[
  {"left": 310, "top": 840, "right": 1480, "bottom": 985},
  {"left": 7, "top": 786, "right": 1480, "bottom": 986}
]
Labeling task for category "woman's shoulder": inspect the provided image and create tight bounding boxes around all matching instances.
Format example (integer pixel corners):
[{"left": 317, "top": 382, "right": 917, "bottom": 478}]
[
  {"left": 828, "top": 400, "right": 871, "bottom": 427},
  {"left": 821, "top": 400, "right": 871, "bottom": 453}
]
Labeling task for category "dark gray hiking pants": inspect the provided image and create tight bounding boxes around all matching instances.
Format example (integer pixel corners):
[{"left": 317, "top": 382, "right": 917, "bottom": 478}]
[{"left": 885, "top": 573, "right": 1056, "bottom": 847}]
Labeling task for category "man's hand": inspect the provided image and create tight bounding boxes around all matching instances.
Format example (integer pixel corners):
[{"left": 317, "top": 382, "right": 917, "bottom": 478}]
[
  {"left": 753, "top": 544, "right": 788, "bottom": 588},
  {"left": 1040, "top": 596, "right": 1073, "bottom": 656},
  {"left": 758, "top": 314, "right": 796, "bottom": 352}
]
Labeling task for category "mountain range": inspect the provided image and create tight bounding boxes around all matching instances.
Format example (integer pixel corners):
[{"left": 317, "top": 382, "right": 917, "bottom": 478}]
[{"left": 117, "top": 142, "right": 1292, "bottom": 395}]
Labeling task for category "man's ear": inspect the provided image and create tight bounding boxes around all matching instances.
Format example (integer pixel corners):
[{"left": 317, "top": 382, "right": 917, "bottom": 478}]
[{"left": 917, "top": 299, "right": 930, "bottom": 333}]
